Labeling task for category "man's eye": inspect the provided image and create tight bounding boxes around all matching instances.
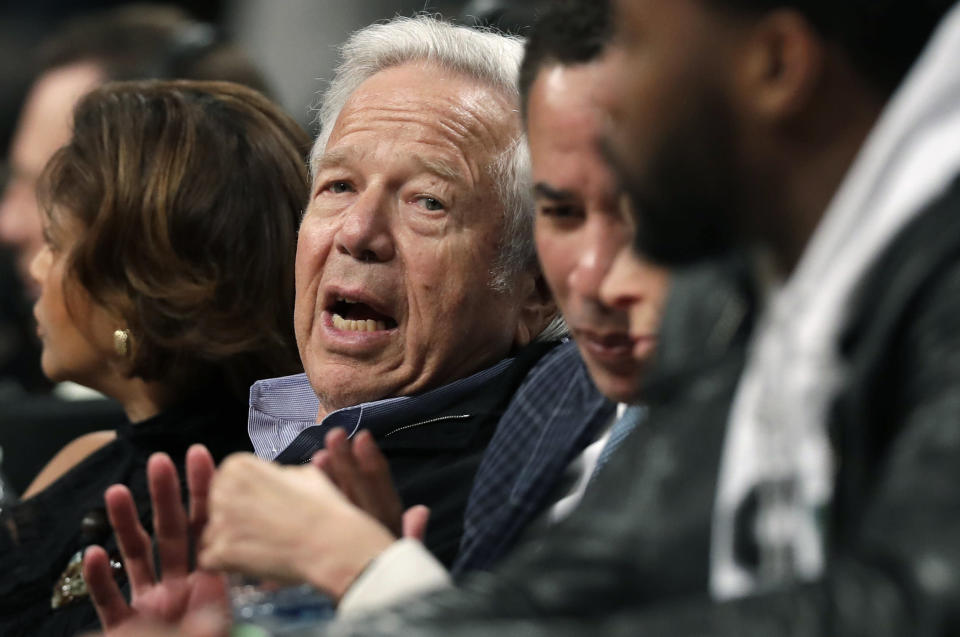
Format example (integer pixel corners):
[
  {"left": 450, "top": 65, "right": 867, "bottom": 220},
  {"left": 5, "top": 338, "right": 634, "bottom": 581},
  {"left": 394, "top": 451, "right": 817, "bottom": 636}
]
[
  {"left": 328, "top": 181, "right": 353, "bottom": 194},
  {"left": 539, "top": 204, "right": 583, "bottom": 219},
  {"left": 415, "top": 196, "right": 445, "bottom": 212}
]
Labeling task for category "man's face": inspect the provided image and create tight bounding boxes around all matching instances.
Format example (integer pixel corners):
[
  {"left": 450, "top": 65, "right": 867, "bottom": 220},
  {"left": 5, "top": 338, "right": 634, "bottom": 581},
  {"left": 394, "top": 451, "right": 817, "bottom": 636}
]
[
  {"left": 0, "top": 63, "right": 102, "bottom": 297},
  {"left": 529, "top": 64, "right": 669, "bottom": 403},
  {"left": 601, "top": 0, "right": 746, "bottom": 266},
  {"left": 599, "top": 204, "right": 674, "bottom": 363},
  {"left": 295, "top": 61, "right": 533, "bottom": 415}
]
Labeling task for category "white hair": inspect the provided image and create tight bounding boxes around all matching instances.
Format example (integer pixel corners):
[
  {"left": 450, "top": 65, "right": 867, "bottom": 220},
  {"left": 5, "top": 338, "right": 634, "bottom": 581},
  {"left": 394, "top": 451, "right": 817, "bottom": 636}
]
[{"left": 311, "top": 15, "right": 566, "bottom": 341}]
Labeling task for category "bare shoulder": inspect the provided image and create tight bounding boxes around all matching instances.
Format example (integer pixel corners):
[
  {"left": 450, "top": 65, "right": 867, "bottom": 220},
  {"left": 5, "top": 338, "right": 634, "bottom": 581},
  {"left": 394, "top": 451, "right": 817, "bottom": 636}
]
[{"left": 22, "top": 430, "right": 118, "bottom": 499}]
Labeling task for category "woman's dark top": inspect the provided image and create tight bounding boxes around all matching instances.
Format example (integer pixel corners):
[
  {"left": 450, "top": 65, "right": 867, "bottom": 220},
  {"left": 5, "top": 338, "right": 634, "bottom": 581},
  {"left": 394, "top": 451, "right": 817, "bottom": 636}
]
[{"left": 0, "top": 393, "right": 251, "bottom": 636}]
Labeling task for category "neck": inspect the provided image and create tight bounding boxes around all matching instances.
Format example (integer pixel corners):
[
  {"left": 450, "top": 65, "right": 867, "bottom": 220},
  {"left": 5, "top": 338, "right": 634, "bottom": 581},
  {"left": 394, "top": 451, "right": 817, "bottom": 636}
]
[{"left": 107, "top": 376, "right": 171, "bottom": 423}]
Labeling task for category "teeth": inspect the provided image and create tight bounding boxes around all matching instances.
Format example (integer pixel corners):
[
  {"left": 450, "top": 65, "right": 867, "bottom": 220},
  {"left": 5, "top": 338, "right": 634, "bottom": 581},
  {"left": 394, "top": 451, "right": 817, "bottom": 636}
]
[{"left": 332, "top": 313, "right": 387, "bottom": 332}]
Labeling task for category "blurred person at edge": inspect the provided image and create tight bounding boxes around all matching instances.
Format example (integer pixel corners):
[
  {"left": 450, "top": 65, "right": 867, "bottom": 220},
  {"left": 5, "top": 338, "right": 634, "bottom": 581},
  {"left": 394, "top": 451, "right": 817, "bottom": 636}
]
[
  {"left": 0, "top": 80, "right": 308, "bottom": 637},
  {"left": 79, "top": 7, "right": 671, "bottom": 633},
  {"left": 0, "top": 3, "right": 268, "bottom": 319},
  {"left": 0, "top": 3, "right": 272, "bottom": 492}
]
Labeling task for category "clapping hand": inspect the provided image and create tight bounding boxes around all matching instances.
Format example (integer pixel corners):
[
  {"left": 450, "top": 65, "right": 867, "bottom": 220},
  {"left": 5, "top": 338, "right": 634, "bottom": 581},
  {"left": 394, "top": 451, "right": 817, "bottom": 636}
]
[{"left": 312, "top": 428, "right": 429, "bottom": 540}]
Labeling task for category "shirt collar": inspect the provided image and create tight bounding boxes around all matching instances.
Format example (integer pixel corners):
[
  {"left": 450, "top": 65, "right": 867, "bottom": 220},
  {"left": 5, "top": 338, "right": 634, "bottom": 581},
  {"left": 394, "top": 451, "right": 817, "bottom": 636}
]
[{"left": 248, "top": 357, "right": 516, "bottom": 460}]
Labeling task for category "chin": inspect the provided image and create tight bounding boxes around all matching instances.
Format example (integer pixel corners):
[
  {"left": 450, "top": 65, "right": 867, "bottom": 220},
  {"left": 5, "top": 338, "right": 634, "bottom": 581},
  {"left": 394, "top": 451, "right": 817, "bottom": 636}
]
[
  {"left": 592, "top": 372, "right": 644, "bottom": 405},
  {"left": 40, "top": 363, "right": 65, "bottom": 384}
]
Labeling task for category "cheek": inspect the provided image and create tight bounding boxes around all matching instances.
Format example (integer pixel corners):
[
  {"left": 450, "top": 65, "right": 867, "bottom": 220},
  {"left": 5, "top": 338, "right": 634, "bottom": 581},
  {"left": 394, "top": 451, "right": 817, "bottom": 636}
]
[
  {"left": 535, "top": 228, "right": 576, "bottom": 301},
  {"left": 403, "top": 238, "right": 494, "bottom": 342},
  {"left": 294, "top": 218, "right": 336, "bottom": 300},
  {"left": 402, "top": 240, "right": 464, "bottom": 322}
]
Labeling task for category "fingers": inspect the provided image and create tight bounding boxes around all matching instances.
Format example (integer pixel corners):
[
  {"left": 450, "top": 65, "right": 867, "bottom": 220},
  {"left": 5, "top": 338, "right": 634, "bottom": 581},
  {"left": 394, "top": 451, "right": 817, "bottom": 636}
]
[
  {"left": 105, "top": 484, "right": 157, "bottom": 597},
  {"left": 186, "top": 445, "right": 216, "bottom": 546},
  {"left": 353, "top": 431, "right": 404, "bottom": 536},
  {"left": 147, "top": 453, "right": 190, "bottom": 579},
  {"left": 317, "top": 429, "right": 404, "bottom": 535},
  {"left": 322, "top": 428, "right": 358, "bottom": 500},
  {"left": 353, "top": 430, "right": 391, "bottom": 482},
  {"left": 402, "top": 505, "right": 431, "bottom": 541},
  {"left": 83, "top": 545, "right": 134, "bottom": 630},
  {"left": 309, "top": 449, "right": 328, "bottom": 472}
]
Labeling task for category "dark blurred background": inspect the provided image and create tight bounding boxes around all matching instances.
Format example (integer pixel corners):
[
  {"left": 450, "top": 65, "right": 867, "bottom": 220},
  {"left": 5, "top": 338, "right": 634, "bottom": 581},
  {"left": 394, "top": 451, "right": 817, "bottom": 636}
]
[{"left": 0, "top": 0, "right": 550, "bottom": 147}]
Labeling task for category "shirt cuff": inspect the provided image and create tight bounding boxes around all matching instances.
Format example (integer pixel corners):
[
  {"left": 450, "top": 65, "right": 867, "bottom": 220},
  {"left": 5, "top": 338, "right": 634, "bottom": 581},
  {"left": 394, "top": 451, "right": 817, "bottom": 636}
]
[{"left": 337, "top": 538, "right": 453, "bottom": 618}]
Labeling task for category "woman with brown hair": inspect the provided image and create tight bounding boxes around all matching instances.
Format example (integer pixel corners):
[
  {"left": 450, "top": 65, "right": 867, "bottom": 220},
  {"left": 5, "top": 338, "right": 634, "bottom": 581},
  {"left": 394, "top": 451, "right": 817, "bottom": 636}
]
[{"left": 0, "top": 79, "right": 309, "bottom": 635}]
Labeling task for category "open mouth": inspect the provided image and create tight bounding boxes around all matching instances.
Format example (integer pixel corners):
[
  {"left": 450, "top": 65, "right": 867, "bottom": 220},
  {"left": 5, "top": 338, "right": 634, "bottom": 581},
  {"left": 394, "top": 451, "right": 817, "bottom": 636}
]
[{"left": 328, "top": 297, "right": 398, "bottom": 333}]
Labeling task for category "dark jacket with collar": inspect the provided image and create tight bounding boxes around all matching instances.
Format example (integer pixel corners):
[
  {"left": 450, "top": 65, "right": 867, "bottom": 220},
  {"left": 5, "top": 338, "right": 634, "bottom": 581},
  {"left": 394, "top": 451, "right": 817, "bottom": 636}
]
[
  {"left": 276, "top": 340, "right": 560, "bottom": 568},
  {"left": 323, "top": 176, "right": 960, "bottom": 637}
]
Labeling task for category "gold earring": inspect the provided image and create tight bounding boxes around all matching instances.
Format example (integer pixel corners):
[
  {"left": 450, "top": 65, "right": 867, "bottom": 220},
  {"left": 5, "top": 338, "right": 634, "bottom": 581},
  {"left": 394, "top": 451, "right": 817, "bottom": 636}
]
[{"left": 113, "top": 329, "right": 131, "bottom": 357}]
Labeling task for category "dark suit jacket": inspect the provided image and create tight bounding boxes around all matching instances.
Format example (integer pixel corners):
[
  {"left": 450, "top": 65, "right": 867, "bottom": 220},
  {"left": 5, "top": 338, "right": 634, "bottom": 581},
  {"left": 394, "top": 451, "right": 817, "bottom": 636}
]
[
  {"left": 452, "top": 341, "right": 615, "bottom": 575},
  {"left": 275, "top": 340, "right": 560, "bottom": 568},
  {"left": 323, "top": 175, "right": 960, "bottom": 636}
]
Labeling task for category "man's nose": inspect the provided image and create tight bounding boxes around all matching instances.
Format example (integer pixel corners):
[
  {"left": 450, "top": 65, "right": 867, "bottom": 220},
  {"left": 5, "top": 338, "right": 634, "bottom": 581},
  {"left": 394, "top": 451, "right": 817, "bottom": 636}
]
[
  {"left": 599, "top": 246, "right": 642, "bottom": 310},
  {"left": 569, "top": 224, "right": 618, "bottom": 300},
  {"left": 335, "top": 188, "right": 395, "bottom": 263},
  {"left": 568, "top": 244, "right": 609, "bottom": 300}
]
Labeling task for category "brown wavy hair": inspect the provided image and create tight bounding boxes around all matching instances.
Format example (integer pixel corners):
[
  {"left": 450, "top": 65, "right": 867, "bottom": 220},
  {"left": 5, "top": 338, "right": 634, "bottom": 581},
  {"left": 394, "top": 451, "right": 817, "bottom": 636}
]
[{"left": 38, "top": 79, "right": 309, "bottom": 401}]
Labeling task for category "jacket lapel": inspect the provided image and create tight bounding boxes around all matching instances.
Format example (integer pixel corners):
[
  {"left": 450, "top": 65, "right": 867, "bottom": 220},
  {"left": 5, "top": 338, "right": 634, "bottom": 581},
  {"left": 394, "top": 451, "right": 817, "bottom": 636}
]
[{"left": 454, "top": 343, "right": 615, "bottom": 574}]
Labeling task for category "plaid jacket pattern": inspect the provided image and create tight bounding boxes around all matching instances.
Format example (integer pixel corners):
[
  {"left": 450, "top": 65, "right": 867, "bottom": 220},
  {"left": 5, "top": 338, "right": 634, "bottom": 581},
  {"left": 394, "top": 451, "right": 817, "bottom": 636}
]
[{"left": 452, "top": 340, "right": 615, "bottom": 575}]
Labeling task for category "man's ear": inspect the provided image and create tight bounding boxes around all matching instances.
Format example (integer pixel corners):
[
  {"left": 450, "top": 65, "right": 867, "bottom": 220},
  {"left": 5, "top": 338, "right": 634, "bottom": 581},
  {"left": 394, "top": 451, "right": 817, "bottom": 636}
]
[
  {"left": 513, "top": 272, "right": 559, "bottom": 348},
  {"left": 734, "top": 9, "right": 825, "bottom": 122}
]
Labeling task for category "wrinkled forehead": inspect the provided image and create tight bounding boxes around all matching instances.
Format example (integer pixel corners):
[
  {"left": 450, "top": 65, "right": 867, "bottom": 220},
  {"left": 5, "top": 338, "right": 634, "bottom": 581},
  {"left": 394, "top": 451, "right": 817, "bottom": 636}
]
[{"left": 316, "top": 61, "right": 521, "bottom": 179}]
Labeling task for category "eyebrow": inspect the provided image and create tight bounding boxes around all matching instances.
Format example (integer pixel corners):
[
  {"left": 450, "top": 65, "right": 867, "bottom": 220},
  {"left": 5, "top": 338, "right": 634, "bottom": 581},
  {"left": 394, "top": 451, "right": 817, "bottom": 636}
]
[
  {"left": 534, "top": 182, "right": 577, "bottom": 200},
  {"left": 314, "top": 147, "right": 467, "bottom": 190},
  {"left": 314, "top": 148, "right": 351, "bottom": 174},
  {"left": 414, "top": 156, "right": 465, "bottom": 184}
]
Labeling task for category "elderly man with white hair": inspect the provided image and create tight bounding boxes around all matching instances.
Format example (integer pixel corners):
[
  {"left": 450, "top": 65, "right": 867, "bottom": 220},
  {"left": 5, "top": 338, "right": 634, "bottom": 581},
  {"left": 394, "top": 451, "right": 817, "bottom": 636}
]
[{"left": 79, "top": 14, "right": 563, "bottom": 631}]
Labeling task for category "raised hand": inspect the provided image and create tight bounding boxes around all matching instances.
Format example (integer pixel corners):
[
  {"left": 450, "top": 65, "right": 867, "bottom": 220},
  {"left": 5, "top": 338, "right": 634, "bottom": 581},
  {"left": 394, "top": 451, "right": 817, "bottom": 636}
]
[
  {"left": 312, "top": 429, "right": 430, "bottom": 540},
  {"left": 83, "top": 446, "right": 228, "bottom": 633}
]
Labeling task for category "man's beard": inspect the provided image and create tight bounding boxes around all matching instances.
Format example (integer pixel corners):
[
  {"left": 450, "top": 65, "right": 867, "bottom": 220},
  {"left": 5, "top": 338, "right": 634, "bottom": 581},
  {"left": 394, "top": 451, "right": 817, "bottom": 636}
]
[{"left": 604, "top": 96, "right": 744, "bottom": 267}]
